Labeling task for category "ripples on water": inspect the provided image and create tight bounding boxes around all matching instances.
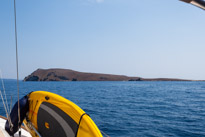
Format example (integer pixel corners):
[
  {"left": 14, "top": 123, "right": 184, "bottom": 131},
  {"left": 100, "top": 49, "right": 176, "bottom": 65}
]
[{"left": 1, "top": 80, "right": 205, "bottom": 137}]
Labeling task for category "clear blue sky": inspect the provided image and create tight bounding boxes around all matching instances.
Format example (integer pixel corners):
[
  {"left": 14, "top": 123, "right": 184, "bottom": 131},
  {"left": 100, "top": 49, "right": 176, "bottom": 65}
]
[{"left": 0, "top": 0, "right": 205, "bottom": 80}]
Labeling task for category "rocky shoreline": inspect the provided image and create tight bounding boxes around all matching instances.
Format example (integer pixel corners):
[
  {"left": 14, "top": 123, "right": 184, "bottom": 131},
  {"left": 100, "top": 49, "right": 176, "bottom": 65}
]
[{"left": 23, "top": 68, "right": 195, "bottom": 82}]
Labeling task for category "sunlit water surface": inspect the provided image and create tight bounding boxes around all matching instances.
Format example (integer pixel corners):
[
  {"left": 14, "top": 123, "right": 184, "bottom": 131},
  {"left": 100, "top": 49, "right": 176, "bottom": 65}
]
[{"left": 1, "top": 80, "right": 205, "bottom": 137}]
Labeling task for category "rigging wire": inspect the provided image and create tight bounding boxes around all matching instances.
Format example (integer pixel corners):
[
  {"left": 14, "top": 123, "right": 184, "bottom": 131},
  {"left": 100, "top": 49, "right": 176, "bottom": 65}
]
[
  {"left": 14, "top": 0, "right": 21, "bottom": 135},
  {"left": 0, "top": 70, "right": 13, "bottom": 128},
  {"left": 100, "top": 130, "right": 110, "bottom": 137},
  {"left": 10, "top": 96, "right": 12, "bottom": 114},
  {"left": 0, "top": 70, "right": 10, "bottom": 116},
  {"left": 0, "top": 90, "right": 9, "bottom": 119}
]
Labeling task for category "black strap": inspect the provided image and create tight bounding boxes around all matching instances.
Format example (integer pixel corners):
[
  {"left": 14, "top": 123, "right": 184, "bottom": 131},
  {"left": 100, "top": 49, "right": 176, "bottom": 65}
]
[{"left": 75, "top": 113, "right": 90, "bottom": 137}]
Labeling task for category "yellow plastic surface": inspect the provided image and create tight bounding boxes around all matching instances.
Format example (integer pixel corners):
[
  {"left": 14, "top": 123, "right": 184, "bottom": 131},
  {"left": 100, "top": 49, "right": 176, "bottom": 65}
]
[{"left": 23, "top": 91, "right": 102, "bottom": 137}]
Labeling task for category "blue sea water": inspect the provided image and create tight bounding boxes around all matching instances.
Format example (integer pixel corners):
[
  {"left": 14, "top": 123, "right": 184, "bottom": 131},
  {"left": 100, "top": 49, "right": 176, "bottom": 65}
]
[{"left": 1, "top": 80, "right": 205, "bottom": 137}]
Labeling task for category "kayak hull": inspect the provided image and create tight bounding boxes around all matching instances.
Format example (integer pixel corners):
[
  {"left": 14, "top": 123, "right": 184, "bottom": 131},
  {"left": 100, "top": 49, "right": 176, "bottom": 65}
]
[{"left": 23, "top": 91, "right": 102, "bottom": 137}]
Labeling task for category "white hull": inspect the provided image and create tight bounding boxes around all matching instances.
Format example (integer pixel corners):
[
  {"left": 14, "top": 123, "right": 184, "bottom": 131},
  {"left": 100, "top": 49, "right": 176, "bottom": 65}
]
[{"left": 0, "top": 116, "right": 32, "bottom": 137}]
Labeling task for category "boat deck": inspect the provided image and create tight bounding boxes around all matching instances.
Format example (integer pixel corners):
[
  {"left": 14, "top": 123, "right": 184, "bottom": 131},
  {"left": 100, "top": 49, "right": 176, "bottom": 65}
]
[{"left": 0, "top": 116, "right": 32, "bottom": 137}]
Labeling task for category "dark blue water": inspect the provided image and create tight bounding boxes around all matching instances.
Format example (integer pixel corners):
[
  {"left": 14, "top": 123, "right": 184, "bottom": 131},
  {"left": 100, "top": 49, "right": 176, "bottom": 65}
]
[{"left": 1, "top": 80, "right": 205, "bottom": 137}]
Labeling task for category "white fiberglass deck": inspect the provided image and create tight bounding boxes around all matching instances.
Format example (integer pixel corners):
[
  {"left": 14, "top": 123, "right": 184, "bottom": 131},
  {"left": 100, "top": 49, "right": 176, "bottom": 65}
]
[{"left": 0, "top": 116, "right": 32, "bottom": 137}]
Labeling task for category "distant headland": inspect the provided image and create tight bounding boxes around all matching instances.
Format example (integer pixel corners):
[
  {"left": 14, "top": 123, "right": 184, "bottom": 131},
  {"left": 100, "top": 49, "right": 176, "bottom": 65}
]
[{"left": 23, "top": 68, "right": 195, "bottom": 81}]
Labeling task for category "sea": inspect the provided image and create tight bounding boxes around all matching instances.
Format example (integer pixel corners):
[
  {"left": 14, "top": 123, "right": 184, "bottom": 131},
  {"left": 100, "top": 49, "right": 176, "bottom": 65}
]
[{"left": 0, "top": 80, "right": 205, "bottom": 137}]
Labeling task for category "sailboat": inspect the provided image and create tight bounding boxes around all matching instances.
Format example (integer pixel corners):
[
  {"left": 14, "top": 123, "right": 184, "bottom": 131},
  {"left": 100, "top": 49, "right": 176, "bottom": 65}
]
[{"left": 0, "top": 0, "right": 204, "bottom": 137}]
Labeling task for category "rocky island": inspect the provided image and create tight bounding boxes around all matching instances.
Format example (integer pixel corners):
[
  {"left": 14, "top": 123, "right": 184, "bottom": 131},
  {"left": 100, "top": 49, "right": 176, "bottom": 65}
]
[{"left": 24, "top": 68, "right": 192, "bottom": 81}]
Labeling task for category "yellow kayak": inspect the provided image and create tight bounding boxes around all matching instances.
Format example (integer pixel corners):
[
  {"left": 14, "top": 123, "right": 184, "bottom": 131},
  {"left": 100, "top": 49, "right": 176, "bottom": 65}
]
[{"left": 23, "top": 91, "right": 103, "bottom": 137}]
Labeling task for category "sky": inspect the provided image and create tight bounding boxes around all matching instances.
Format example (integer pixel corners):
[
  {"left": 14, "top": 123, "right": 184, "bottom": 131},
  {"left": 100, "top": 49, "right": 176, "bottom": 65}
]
[{"left": 0, "top": 0, "right": 205, "bottom": 80}]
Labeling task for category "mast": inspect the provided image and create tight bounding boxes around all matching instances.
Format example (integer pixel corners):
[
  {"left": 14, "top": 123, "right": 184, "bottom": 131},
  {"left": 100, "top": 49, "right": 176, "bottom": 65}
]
[{"left": 13, "top": 0, "right": 21, "bottom": 135}]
